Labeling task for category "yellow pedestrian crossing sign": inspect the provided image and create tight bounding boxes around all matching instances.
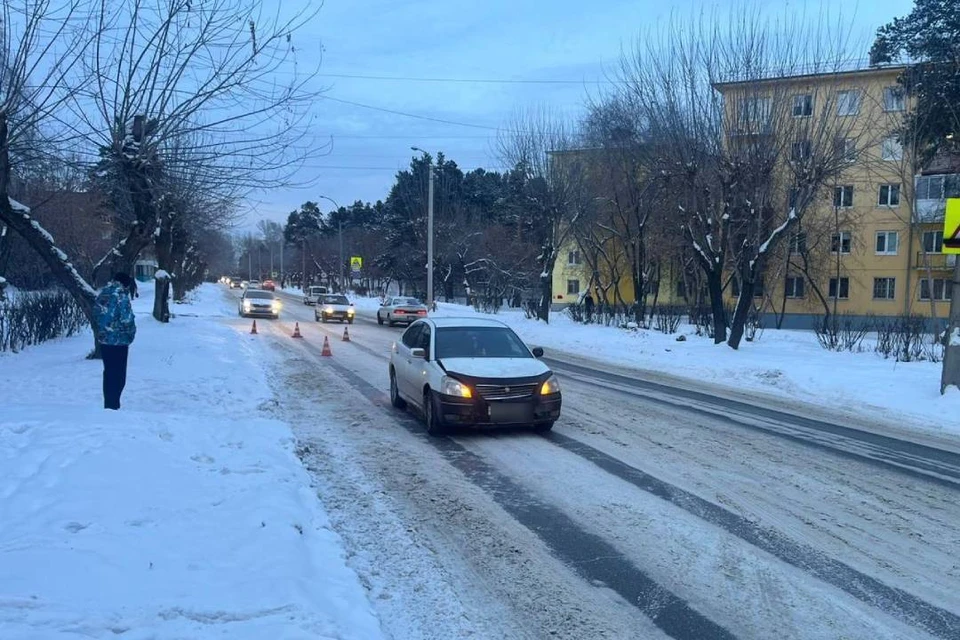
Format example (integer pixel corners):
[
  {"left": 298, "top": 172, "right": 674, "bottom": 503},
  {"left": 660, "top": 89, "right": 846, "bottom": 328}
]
[
  {"left": 945, "top": 199, "right": 960, "bottom": 254},
  {"left": 350, "top": 256, "right": 363, "bottom": 272}
]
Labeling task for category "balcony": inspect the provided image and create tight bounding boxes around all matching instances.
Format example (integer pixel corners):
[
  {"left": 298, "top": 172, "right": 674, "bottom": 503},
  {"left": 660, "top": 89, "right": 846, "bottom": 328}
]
[{"left": 915, "top": 252, "right": 957, "bottom": 270}]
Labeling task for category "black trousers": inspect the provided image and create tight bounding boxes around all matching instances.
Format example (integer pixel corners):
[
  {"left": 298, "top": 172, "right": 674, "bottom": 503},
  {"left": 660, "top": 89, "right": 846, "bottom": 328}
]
[{"left": 101, "top": 344, "right": 129, "bottom": 410}]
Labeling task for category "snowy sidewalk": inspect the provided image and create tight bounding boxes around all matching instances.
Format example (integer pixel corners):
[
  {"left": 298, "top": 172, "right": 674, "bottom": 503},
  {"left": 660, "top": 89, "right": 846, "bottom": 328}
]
[{"left": 0, "top": 284, "right": 383, "bottom": 639}]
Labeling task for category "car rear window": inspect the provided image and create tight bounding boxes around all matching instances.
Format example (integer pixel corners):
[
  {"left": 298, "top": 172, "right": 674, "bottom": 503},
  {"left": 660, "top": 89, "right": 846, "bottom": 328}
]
[
  {"left": 435, "top": 326, "right": 531, "bottom": 359},
  {"left": 395, "top": 298, "right": 421, "bottom": 306}
]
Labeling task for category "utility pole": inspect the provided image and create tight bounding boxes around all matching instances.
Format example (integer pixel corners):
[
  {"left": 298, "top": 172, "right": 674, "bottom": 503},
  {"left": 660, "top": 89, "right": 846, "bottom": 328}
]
[
  {"left": 411, "top": 147, "right": 434, "bottom": 309},
  {"left": 317, "top": 195, "right": 344, "bottom": 293},
  {"left": 942, "top": 259, "right": 960, "bottom": 393}
]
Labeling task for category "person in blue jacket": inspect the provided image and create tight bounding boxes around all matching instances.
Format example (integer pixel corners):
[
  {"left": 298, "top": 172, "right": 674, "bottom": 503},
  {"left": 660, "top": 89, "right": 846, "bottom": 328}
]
[{"left": 95, "top": 273, "right": 137, "bottom": 410}]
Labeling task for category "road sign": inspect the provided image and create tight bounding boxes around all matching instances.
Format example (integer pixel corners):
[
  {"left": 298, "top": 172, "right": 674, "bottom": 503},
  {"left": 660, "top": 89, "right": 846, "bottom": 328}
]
[
  {"left": 945, "top": 198, "right": 960, "bottom": 254},
  {"left": 350, "top": 256, "right": 363, "bottom": 273}
]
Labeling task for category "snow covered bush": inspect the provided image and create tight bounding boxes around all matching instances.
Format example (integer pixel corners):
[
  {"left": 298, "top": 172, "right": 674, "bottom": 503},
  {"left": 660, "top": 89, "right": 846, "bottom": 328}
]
[
  {"left": 0, "top": 290, "right": 87, "bottom": 353},
  {"left": 814, "top": 313, "right": 870, "bottom": 352},
  {"left": 653, "top": 305, "right": 683, "bottom": 334},
  {"left": 873, "top": 314, "right": 940, "bottom": 363}
]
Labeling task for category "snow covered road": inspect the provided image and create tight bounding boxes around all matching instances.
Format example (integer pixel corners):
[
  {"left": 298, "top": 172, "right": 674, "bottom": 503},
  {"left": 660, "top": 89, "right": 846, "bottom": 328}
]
[{"left": 239, "top": 288, "right": 960, "bottom": 640}]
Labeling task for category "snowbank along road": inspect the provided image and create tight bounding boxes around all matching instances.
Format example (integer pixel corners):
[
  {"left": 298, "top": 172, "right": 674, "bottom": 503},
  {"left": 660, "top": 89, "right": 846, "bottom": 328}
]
[{"left": 232, "top": 288, "right": 960, "bottom": 640}]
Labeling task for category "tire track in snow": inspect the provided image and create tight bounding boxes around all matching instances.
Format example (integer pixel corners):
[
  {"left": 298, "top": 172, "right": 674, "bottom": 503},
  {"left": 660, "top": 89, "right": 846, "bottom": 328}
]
[
  {"left": 545, "top": 357, "right": 960, "bottom": 490},
  {"left": 297, "top": 307, "right": 959, "bottom": 640}
]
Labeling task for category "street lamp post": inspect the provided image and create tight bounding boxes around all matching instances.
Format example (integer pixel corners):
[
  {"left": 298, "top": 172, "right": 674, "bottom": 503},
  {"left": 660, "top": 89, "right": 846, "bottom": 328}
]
[
  {"left": 317, "top": 195, "right": 344, "bottom": 292},
  {"left": 411, "top": 147, "right": 434, "bottom": 309}
]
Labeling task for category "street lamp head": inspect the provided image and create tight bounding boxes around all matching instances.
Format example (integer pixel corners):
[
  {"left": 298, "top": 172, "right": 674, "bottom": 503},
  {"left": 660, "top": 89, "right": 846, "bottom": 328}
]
[{"left": 411, "top": 146, "right": 422, "bottom": 152}]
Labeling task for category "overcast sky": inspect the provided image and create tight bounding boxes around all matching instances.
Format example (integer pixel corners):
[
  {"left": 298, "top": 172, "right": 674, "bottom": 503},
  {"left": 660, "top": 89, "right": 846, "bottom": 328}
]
[{"left": 244, "top": 0, "right": 913, "bottom": 229}]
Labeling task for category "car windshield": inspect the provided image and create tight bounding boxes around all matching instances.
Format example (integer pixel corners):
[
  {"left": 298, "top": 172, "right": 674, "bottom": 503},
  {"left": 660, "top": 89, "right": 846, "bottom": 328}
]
[
  {"left": 246, "top": 291, "right": 273, "bottom": 300},
  {"left": 435, "top": 326, "right": 532, "bottom": 359},
  {"left": 394, "top": 298, "right": 421, "bottom": 306},
  {"left": 322, "top": 295, "right": 349, "bottom": 305}
]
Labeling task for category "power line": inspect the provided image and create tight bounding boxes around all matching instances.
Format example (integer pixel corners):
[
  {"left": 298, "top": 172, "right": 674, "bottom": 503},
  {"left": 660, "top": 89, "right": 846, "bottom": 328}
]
[
  {"left": 317, "top": 95, "right": 516, "bottom": 132},
  {"left": 317, "top": 72, "right": 613, "bottom": 85}
]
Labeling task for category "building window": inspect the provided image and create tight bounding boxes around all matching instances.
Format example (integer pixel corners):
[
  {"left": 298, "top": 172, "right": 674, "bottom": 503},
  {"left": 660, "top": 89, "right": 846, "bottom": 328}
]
[
  {"left": 916, "top": 174, "right": 960, "bottom": 200},
  {"left": 566, "top": 279, "right": 580, "bottom": 295},
  {"left": 875, "top": 231, "right": 899, "bottom": 255},
  {"left": 834, "top": 137, "right": 856, "bottom": 163},
  {"left": 833, "top": 185, "right": 853, "bottom": 208},
  {"left": 567, "top": 250, "right": 581, "bottom": 265},
  {"left": 831, "top": 231, "right": 852, "bottom": 254},
  {"left": 878, "top": 184, "right": 901, "bottom": 207},
  {"left": 881, "top": 137, "right": 903, "bottom": 161},
  {"left": 675, "top": 279, "right": 687, "bottom": 299},
  {"left": 873, "top": 277, "right": 896, "bottom": 300},
  {"left": 883, "top": 86, "right": 905, "bottom": 112},
  {"left": 785, "top": 276, "right": 805, "bottom": 298},
  {"left": 919, "top": 278, "right": 952, "bottom": 301},
  {"left": 738, "top": 97, "right": 771, "bottom": 131},
  {"left": 829, "top": 277, "right": 850, "bottom": 299},
  {"left": 923, "top": 230, "right": 944, "bottom": 254},
  {"left": 836, "top": 90, "right": 861, "bottom": 116},
  {"left": 791, "top": 140, "right": 812, "bottom": 162},
  {"left": 789, "top": 232, "right": 807, "bottom": 255},
  {"left": 793, "top": 94, "right": 813, "bottom": 117}
]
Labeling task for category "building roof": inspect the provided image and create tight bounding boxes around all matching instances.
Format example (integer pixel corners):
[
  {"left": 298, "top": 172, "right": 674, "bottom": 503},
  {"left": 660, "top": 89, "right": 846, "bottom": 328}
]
[{"left": 712, "top": 64, "right": 908, "bottom": 91}]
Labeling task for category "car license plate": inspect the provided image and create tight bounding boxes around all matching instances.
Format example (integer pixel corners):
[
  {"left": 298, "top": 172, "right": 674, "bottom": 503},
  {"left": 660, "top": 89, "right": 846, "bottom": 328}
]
[{"left": 488, "top": 403, "right": 531, "bottom": 423}]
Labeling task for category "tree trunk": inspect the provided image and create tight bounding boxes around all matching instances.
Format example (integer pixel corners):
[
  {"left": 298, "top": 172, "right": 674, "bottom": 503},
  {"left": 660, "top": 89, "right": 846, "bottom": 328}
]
[
  {"left": 538, "top": 256, "right": 555, "bottom": 323},
  {"left": 728, "top": 286, "right": 754, "bottom": 349},
  {"left": 941, "top": 260, "right": 960, "bottom": 394},
  {"left": 154, "top": 275, "right": 171, "bottom": 322},
  {"left": 706, "top": 270, "right": 726, "bottom": 344}
]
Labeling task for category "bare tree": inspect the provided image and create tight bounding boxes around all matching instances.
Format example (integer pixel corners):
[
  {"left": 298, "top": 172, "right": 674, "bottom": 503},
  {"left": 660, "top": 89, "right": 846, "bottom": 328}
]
[
  {"left": 618, "top": 11, "right": 867, "bottom": 348},
  {"left": 497, "top": 108, "right": 591, "bottom": 322},
  {"left": 0, "top": 1, "right": 99, "bottom": 339},
  {"left": 76, "top": 0, "right": 322, "bottom": 303}
]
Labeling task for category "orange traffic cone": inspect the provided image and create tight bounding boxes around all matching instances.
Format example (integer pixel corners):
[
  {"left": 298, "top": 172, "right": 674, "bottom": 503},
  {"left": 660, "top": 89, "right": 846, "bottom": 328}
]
[
  {"left": 342, "top": 326, "right": 350, "bottom": 342},
  {"left": 292, "top": 322, "right": 303, "bottom": 339},
  {"left": 321, "top": 335, "right": 332, "bottom": 356},
  {"left": 250, "top": 320, "right": 258, "bottom": 334}
]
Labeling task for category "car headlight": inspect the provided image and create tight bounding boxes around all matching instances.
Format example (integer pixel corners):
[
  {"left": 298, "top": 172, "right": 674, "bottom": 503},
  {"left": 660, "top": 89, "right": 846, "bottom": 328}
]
[
  {"left": 347, "top": 308, "right": 355, "bottom": 315},
  {"left": 243, "top": 300, "right": 252, "bottom": 310},
  {"left": 440, "top": 376, "right": 472, "bottom": 399},
  {"left": 540, "top": 375, "right": 561, "bottom": 395},
  {"left": 272, "top": 301, "right": 281, "bottom": 311},
  {"left": 323, "top": 306, "right": 334, "bottom": 314}
]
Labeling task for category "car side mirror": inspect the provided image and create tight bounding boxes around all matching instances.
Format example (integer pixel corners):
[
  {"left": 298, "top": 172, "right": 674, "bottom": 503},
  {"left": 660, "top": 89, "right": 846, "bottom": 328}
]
[
  {"left": 410, "top": 348, "right": 426, "bottom": 359},
  {"left": 532, "top": 347, "right": 544, "bottom": 358}
]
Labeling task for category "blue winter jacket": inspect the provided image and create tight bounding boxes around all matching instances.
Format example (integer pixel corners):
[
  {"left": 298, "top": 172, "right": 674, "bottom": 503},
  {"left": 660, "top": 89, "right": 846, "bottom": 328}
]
[{"left": 95, "top": 282, "right": 137, "bottom": 346}]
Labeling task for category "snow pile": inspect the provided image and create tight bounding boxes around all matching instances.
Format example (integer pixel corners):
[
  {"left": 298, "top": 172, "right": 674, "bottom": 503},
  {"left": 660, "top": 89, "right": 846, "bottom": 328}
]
[
  {"left": 153, "top": 269, "right": 171, "bottom": 279},
  {"left": 409, "top": 299, "right": 960, "bottom": 434},
  {"left": 0, "top": 284, "right": 384, "bottom": 639}
]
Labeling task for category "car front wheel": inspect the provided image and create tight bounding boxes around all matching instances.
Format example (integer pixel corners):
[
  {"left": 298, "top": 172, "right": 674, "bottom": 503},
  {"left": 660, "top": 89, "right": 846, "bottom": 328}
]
[
  {"left": 424, "top": 390, "right": 445, "bottom": 437},
  {"left": 533, "top": 421, "right": 555, "bottom": 433},
  {"left": 389, "top": 370, "right": 406, "bottom": 409}
]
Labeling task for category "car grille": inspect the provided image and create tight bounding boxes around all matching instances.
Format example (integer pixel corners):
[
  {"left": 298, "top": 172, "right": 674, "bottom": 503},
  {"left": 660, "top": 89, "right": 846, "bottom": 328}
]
[{"left": 474, "top": 382, "right": 539, "bottom": 401}]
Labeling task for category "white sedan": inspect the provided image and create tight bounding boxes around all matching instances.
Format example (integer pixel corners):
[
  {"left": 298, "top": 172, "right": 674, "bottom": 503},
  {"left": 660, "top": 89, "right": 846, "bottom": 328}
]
[
  {"left": 315, "top": 294, "right": 355, "bottom": 323},
  {"left": 377, "top": 296, "right": 428, "bottom": 327},
  {"left": 388, "top": 317, "right": 562, "bottom": 435}
]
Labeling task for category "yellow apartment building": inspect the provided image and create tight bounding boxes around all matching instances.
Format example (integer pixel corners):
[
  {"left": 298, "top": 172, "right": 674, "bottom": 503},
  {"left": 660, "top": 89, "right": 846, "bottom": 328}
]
[{"left": 555, "top": 65, "right": 957, "bottom": 328}]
